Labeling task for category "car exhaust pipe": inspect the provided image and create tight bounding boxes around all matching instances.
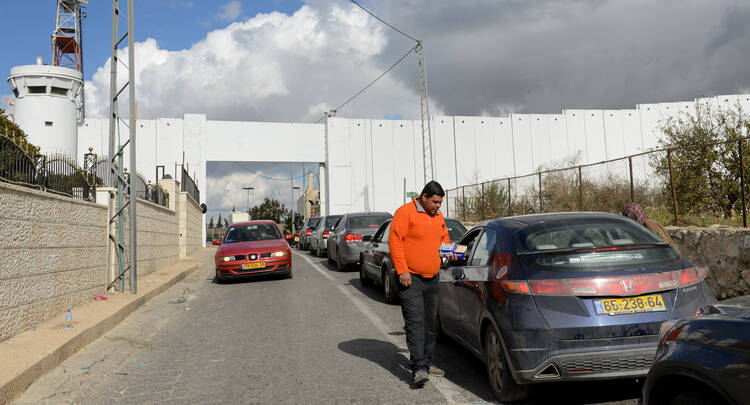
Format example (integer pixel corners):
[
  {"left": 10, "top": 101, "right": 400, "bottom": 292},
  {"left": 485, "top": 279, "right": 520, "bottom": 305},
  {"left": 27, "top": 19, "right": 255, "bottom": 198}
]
[{"left": 533, "top": 363, "right": 560, "bottom": 380}]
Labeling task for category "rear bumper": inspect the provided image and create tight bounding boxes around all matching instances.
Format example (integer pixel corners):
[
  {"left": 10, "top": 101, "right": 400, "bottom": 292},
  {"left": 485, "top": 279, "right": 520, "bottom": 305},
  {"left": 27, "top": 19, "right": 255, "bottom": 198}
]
[
  {"left": 511, "top": 343, "right": 657, "bottom": 384},
  {"left": 216, "top": 259, "right": 291, "bottom": 278},
  {"left": 338, "top": 243, "right": 364, "bottom": 265}
]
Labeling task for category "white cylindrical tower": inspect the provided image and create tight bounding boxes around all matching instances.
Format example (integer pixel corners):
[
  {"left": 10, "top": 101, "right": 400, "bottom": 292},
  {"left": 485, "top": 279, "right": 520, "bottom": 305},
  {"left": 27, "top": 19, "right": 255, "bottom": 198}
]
[{"left": 7, "top": 59, "right": 83, "bottom": 157}]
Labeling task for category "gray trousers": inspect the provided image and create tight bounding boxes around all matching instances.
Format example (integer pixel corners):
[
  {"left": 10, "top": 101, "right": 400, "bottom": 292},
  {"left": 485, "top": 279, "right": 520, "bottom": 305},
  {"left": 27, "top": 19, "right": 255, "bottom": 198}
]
[{"left": 398, "top": 273, "right": 439, "bottom": 374}]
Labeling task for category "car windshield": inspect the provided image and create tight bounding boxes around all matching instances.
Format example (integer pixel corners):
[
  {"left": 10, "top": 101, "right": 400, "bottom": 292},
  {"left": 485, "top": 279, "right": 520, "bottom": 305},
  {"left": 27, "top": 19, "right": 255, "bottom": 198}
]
[
  {"left": 307, "top": 218, "right": 321, "bottom": 228},
  {"left": 324, "top": 216, "right": 341, "bottom": 229},
  {"left": 445, "top": 219, "right": 467, "bottom": 242},
  {"left": 517, "top": 218, "right": 678, "bottom": 269},
  {"left": 349, "top": 215, "right": 390, "bottom": 228},
  {"left": 224, "top": 224, "right": 281, "bottom": 242}
]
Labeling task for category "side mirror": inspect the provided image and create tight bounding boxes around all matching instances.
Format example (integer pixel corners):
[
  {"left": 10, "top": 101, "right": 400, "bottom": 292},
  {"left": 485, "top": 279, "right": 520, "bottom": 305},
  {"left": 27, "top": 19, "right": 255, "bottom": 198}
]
[
  {"left": 451, "top": 267, "right": 466, "bottom": 281},
  {"left": 212, "top": 240, "right": 220, "bottom": 246}
]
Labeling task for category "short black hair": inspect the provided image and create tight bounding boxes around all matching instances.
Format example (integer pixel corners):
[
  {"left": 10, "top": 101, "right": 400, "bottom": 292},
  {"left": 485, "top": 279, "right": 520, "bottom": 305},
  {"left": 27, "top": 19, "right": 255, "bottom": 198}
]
[{"left": 420, "top": 180, "right": 445, "bottom": 198}]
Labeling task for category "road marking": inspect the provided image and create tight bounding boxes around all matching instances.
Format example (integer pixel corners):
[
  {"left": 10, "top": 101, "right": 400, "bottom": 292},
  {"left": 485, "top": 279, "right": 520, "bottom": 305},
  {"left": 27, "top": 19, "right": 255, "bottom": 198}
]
[{"left": 294, "top": 251, "right": 469, "bottom": 405}]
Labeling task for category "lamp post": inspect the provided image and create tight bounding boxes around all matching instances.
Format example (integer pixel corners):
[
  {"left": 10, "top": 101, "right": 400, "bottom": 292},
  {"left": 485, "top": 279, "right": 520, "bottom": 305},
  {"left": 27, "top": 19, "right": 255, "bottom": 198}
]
[
  {"left": 292, "top": 186, "right": 300, "bottom": 234},
  {"left": 242, "top": 186, "right": 254, "bottom": 219}
]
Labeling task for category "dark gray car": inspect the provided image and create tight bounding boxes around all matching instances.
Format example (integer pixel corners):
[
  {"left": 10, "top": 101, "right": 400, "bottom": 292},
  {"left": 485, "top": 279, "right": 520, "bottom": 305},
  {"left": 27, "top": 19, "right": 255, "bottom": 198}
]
[
  {"left": 310, "top": 214, "right": 341, "bottom": 257},
  {"left": 299, "top": 216, "right": 321, "bottom": 250},
  {"left": 326, "top": 212, "right": 392, "bottom": 271}
]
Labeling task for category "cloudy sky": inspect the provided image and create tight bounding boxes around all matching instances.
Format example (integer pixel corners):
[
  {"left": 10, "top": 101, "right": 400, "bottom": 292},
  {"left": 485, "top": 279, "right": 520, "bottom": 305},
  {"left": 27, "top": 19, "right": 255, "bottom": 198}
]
[{"left": 3, "top": 0, "right": 750, "bottom": 221}]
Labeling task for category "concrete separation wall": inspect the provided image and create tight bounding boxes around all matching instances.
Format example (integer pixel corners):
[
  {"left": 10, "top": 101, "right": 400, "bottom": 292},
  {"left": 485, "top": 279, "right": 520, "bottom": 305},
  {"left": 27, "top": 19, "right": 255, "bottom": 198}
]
[
  {"left": 0, "top": 183, "right": 107, "bottom": 342},
  {"left": 122, "top": 198, "right": 180, "bottom": 277},
  {"left": 668, "top": 227, "right": 750, "bottom": 299},
  {"left": 179, "top": 193, "right": 203, "bottom": 258}
]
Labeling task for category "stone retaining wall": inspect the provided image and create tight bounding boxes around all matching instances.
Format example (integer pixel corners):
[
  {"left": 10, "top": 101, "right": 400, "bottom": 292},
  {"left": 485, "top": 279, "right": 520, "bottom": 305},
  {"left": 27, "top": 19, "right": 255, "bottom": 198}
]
[
  {"left": 668, "top": 227, "right": 750, "bottom": 299},
  {"left": 0, "top": 183, "right": 107, "bottom": 342}
]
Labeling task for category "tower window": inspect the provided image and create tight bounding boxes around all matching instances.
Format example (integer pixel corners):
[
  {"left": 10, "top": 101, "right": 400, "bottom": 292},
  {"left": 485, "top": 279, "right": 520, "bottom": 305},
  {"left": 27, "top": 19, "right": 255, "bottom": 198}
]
[
  {"left": 45, "top": 121, "right": 53, "bottom": 127},
  {"left": 28, "top": 86, "right": 47, "bottom": 94},
  {"left": 50, "top": 87, "right": 68, "bottom": 96}
]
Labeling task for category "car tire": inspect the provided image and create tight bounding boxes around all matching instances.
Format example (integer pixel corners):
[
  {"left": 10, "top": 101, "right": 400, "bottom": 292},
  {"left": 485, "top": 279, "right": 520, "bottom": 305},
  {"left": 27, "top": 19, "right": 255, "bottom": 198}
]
[
  {"left": 327, "top": 249, "right": 335, "bottom": 265},
  {"left": 383, "top": 267, "right": 399, "bottom": 304},
  {"left": 360, "top": 260, "right": 373, "bottom": 287},
  {"left": 484, "top": 325, "right": 530, "bottom": 403},
  {"left": 215, "top": 275, "right": 224, "bottom": 284},
  {"left": 310, "top": 244, "right": 317, "bottom": 256},
  {"left": 286, "top": 269, "right": 293, "bottom": 279},
  {"left": 669, "top": 391, "right": 720, "bottom": 405}
]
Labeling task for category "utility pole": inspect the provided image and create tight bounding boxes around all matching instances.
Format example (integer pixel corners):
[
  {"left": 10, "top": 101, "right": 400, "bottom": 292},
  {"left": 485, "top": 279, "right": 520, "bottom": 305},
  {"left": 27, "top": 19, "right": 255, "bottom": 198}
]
[{"left": 243, "top": 186, "right": 254, "bottom": 218}]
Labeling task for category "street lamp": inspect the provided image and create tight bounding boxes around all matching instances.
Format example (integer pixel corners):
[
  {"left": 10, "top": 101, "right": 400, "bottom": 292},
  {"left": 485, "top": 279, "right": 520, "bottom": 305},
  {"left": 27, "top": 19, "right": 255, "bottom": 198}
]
[
  {"left": 242, "top": 186, "right": 254, "bottom": 218},
  {"left": 292, "top": 186, "right": 300, "bottom": 233}
]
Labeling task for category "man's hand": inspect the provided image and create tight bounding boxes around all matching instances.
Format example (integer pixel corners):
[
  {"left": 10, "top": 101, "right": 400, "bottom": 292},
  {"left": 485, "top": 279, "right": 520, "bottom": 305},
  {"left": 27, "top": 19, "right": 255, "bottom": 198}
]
[{"left": 399, "top": 272, "right": 412, "bottom": 287}]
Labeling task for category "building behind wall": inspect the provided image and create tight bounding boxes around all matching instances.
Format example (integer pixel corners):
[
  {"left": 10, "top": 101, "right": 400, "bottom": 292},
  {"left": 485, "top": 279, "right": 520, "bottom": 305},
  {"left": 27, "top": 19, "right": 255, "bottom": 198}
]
[{"left": 298, "top": 172, "right": 320, "bottom": 220}]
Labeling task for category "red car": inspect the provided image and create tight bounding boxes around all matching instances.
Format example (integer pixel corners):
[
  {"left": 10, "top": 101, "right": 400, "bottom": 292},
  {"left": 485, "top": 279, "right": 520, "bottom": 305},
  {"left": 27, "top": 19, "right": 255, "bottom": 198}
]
[{"left": 213, "top": 220, "right": 292, "bottom": 282}]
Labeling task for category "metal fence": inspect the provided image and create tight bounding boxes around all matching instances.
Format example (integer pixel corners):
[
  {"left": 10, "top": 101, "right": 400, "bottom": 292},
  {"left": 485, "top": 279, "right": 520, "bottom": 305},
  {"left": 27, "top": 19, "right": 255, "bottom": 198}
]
[
  {"left": 446, "top": 135, "right": 750, "bottom": 227},
  {"left": 181, "top": 165, "right": 200, "bottom": 204},
  {"left": 0, "top": 133, "right": 97, "bottom": 201}
]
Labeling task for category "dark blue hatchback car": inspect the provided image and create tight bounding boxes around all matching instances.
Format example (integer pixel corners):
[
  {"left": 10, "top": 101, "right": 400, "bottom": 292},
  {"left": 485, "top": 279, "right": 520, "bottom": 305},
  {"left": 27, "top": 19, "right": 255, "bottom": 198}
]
[{"left": 437, "top": 212, "right": 716, "bottom": 403}]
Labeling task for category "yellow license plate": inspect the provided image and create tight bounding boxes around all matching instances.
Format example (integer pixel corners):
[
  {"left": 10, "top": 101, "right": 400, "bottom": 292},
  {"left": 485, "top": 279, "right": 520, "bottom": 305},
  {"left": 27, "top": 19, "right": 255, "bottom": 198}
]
[
  {"left": 594, "top": 294, "right": 666, "bottom": 315},
  {"left": 242, "top": 262, "right": 266, "bottom": 270},
  {"left": 294, "top": 236, "right": 300, "bottom": 242}
]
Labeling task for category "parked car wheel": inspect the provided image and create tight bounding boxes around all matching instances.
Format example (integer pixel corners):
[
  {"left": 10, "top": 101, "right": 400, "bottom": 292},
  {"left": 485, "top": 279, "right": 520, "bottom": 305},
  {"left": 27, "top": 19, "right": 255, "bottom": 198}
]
[
  {"left": 327, "top": 249, "right": 334, "bottom": 265},
  {"left": 336, "top": 251, "right": 347, "bottom": 271},
  {"left": 310, "top": 244, "right": 317, "bottom": 256},
  {"left": 484, "top": 326, "right": 529, "bottom": 403},
  {"left": 360, "top": 259, "right": 373, "bottom": 287},
  {"left": 383, "top": 266, "right": 399, "bottom": 304}
]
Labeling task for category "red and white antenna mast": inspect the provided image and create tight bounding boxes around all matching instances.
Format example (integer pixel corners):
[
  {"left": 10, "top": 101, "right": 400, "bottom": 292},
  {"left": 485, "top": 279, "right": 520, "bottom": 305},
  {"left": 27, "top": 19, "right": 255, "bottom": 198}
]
[{"left": 52, "top": 0, "right": 87, "bottom": 119}]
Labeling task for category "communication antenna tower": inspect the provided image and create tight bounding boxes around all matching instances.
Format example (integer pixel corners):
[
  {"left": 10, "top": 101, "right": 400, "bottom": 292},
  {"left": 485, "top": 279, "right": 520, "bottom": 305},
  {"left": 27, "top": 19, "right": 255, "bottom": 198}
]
[
  {"left": 416, "top": 41, "right": 434, "bottom": 183},
  {"left": 52, "top": 0, "right": 87, "bottom": 121}
]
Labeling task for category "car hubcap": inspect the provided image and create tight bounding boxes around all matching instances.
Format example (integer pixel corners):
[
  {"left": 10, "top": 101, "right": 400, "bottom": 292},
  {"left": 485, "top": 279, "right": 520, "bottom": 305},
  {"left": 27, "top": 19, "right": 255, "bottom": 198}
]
[{"left": 487, "top": 330, "right": 504, "bottom": 392}]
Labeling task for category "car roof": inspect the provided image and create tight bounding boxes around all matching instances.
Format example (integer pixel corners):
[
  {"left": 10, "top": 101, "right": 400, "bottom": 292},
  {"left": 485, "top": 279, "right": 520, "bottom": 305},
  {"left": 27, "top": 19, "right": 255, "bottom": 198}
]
[
  {"left": 230, "top": 220, "right": 277, "bottom": 226},
  {"left": 474, "top": 212, "right": 628, "bottom": 229},
  {"left": 345, "top": 212, "right": 392, "bottom": 217}
]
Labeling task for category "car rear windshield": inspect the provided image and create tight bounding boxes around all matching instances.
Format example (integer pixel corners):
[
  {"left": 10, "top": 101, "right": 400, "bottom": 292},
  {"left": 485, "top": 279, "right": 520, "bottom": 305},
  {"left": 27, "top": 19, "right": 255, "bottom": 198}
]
[
  {"left": 324, "top": 216, "right": 341, "bottom": 229},
  {"left": 517, "top": 218, "right": 679, "bottom": 269},
  {"left": 445, "top": 219, "right": 467, "bottom": 242},
  {"left": 224, "top": 224, "right": 281, "bottom": 242},
  {"left": 349, "top": 215, "right": 391, "bottom": 228},
  {"left": 307, "top": 218, "right": 321, "bottom": 228}
]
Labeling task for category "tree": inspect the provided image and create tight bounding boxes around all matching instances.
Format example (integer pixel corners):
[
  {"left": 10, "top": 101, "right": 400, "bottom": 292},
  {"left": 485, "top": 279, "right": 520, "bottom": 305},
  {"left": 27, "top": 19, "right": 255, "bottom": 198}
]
[
  {"left": 0, "top": 109, "right": 39, "bottom": 156},
  {"left": 654, "top": 103, "right": 750, "bottom": 219},
  {"left": 208, "top": 216, "right": 215, "bottom": 229},
  {"left": 224, "top": 218, "right": 229, "bottom": 228},
  {"left": 249, "top": 197, "right": 291, "bottom": 229},
  {"left": 217, "top": 213, "right": 224, "bottom": 228}
]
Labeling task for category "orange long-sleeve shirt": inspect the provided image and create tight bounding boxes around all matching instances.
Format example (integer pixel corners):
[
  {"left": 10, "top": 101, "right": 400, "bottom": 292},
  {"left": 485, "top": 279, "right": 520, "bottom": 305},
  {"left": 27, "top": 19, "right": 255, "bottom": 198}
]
[{"left": 388, "top": 199, "right": 451, "bottom": 278}]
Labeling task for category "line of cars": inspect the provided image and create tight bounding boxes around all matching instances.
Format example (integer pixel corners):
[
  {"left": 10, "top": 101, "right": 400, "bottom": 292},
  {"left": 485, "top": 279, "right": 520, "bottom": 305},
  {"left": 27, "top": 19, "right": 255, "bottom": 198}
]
[{"left": 294, "top": 210, "right": 748, "bottom": 404}]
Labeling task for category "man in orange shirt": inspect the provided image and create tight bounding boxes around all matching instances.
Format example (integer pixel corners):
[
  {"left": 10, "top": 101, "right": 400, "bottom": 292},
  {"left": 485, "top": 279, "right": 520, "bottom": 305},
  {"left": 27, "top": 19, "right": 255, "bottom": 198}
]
[{"left": 388, "top": 181, "right": 451, "bottom": 387}]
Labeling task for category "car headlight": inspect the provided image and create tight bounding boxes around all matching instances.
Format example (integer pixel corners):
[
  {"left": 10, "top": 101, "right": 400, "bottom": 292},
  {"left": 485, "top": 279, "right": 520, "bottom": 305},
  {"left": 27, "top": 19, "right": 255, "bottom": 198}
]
[
  {"left": 219, "top": 256, "right": 233, "bottom": 262},
  {"left": 270, "top": 251, "right": 288, "bottom": 257}
]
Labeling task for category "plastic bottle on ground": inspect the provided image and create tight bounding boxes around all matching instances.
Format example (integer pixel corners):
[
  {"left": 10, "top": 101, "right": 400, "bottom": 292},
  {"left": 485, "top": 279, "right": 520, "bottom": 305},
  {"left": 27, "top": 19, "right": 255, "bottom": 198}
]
[{"left": 65, "top": 309, "right": 72, "bottom": 330}]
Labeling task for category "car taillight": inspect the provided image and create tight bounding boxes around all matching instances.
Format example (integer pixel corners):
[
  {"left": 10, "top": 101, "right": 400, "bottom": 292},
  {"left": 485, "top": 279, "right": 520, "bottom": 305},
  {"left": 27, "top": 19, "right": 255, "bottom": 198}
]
[
  {"left": 530, "top": 280, "right": 571, "bottom": 295},
  {"left": 306, "top": 229, "right": 312, "bottom": 236},
  {"left": 344, "top": 233, "right": 362, "bottom": 243},
  {"left": 322, "top": 231, "right": 329, "bottom": 239},
  {"left": 659, "top": 319, "right": 681, "bottom": 344},
  {"left": 508, "top": 268, "right": 706, "bottom": 297}
]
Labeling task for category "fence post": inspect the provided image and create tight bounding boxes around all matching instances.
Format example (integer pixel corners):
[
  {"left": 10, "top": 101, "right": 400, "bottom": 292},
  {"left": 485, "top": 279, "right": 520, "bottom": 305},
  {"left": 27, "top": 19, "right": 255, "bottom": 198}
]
[
  {"left": 739, "top": 139, "right": 747, "bottom": 228},
  {"left": 481, "top": 182, "right": 486, "bottom": 220},
  {"left": 507, "top": 178, "right": 511, "bottom": 216},
  {"left": 538, "top": 172, "right": 543, "bottom": 213},
  {"left": 83, "top": 148, "right": 97, "bottom": 202},
  {"left": 667, "top": 149, "right": 680, "bottom": 226},
  {"left": 34, "top": 154, "right": 46, "bottom": 191},
  {"left": 628, "top": 156, "right": 634, "bottom": 203},
  {"left": 462, "top": 186, "right": 466, "bottom": 222},
  {"left": 578, "top": 166, "right": 583, "bottom": 211}
]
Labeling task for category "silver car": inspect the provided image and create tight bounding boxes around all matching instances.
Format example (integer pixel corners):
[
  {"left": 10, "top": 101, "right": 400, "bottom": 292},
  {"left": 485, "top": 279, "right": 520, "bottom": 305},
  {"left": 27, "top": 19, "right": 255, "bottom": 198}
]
[
  {"left": 310, "top": 214, "right": 342, "bottom": 257},
  {"left": 326, "top": 212, "right": 392, "bottom": 271}
]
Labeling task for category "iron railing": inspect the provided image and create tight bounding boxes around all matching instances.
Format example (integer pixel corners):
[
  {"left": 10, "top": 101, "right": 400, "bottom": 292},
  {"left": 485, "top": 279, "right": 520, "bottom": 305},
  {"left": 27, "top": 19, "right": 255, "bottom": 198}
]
[
  {"left": 181, "top": 166, "right": 200, "bottom": 204},
  {"left": 446, "top": 135, "right": 750, "bottom": 227},
  {"left": 0, "top": 133, "right": 96, "bottom": 201}
]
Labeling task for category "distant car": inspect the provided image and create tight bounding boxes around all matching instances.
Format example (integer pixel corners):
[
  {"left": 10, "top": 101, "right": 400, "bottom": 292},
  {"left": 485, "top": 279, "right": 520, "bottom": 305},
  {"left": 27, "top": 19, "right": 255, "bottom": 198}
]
[
  {"left": 360, "top": 218, "right": 467, "bottom": 304},
  {"left": 642, "top": 295, "right": 749, "bottom": 405},
  {"left": 436, "top": 212, "right": 715, "bottom": 403},
  {"left": 327, "top": 212, "right": 392, "bottom": 271},
  {"left": 310, "top": 214, "right": 342, "bottom": 257},
  {"left": 214, "top": 220, "right": 292, "bottom": 282},
  {"left": 298, "top": 216, "right": 322, "bottom": 250}
]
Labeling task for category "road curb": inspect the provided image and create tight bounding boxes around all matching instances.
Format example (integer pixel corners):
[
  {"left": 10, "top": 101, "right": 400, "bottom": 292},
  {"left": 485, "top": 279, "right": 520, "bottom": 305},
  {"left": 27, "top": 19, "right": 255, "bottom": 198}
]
[{"left": 0, "top": 260, "right": 202, "bottom": 405}]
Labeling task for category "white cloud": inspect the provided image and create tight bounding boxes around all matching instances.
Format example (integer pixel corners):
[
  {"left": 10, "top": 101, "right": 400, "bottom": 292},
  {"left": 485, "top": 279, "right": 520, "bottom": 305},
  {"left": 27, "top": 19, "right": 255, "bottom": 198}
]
[
  {"left": 84, "top": 4, "right": 422, "bottom": 122},
  {"left": 216, "top": 1, "right": 243, "bottom": 22}
]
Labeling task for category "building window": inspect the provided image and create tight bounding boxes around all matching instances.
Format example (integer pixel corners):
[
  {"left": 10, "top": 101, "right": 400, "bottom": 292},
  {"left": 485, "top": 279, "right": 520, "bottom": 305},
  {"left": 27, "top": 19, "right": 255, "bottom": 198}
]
[
  {"left": 45, "top": 121, "right": 53, "bottom": 127},
  {"left": 50, "top": 87, "right": 68, "bottom": 96},
  {"left": 28, "top": 86, "right": 47, "bottom": 94},
  {"left": 13, "top": 88, "right": 19, "bottom": 97}
]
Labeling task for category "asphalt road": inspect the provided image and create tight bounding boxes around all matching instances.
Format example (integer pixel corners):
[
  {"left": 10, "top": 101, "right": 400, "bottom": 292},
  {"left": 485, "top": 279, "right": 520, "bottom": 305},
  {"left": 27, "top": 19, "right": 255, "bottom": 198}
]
[{"left": 13, "top": 247, "right": 641, "bottom": 405}]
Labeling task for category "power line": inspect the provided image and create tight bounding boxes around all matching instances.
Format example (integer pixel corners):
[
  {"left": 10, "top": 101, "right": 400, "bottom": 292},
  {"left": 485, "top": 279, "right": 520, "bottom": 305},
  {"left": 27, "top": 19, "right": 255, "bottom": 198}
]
[
  {"left": 350, "top": 0, "right": 418, "bottom": 43},
  {"left": 314, "top": 44, "right": 418, "bottom": 123},
  {"left": 231, "top": 161, "right": 308, "bottom": 182}
]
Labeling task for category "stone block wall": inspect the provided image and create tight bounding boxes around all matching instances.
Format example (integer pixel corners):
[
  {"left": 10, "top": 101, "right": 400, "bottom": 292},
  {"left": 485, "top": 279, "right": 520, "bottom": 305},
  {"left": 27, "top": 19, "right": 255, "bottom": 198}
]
[
  {"left": 0, "top": 183, "right": 107, "bottom": 342},
  {"left": 178, "top": 192, "right": 203, "bottom": 258},
  {"left": 120, "top": 199, "right": 180, "bottom": 277},
  {"left": 668, "top": 227, "right": 750, "bottom": 299}
]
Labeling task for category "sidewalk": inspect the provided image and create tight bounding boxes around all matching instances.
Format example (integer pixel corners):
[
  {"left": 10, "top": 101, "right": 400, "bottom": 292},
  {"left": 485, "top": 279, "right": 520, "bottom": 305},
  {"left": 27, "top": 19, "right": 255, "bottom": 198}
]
[{"left": 0, "top": 248, "right": 215, "bottom": 405}]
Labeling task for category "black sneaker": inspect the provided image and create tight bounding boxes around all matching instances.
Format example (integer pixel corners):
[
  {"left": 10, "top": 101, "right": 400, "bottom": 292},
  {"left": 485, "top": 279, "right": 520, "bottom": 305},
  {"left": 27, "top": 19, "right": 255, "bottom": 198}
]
[{"left": 413, "top": 370, "right": 429, "bottom": 387}]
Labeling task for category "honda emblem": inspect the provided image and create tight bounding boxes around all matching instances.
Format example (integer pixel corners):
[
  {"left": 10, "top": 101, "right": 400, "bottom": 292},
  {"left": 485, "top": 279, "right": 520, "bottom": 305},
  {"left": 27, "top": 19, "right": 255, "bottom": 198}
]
[{"left": 621, "top": 280, "right": 635, "bottom": 293}]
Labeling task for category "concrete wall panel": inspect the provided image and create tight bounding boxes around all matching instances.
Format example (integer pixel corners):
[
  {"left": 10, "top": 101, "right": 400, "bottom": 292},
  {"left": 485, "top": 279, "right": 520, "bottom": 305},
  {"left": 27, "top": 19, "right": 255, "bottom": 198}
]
[
  {"left": 603, "top": 110, "right": 625, "bottom": 159},
  {"left": 584, "top": 110, "right": 607, "bottom": 163},
  {"left": 564, "top": 110, "right": 587, "bottom": 162}
]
